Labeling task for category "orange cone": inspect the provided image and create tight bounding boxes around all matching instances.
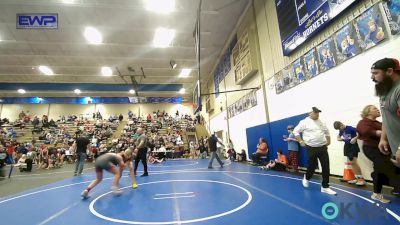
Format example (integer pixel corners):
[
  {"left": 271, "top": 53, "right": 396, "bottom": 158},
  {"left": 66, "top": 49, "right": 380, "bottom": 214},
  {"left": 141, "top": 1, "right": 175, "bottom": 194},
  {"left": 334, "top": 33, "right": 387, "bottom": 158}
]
[{"left": 340, "top": 161, "right": 355, "bottom": 182}]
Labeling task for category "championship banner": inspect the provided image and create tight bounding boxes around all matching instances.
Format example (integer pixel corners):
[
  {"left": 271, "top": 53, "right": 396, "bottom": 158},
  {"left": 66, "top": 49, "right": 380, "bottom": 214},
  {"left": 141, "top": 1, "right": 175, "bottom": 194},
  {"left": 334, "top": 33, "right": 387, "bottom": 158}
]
[
  {"left": 316, "top": 37, "right": 337, "bottom": 73},
  {"left": 282, "top": 64, "right": 295, "bottom": 91},
  {"left": 293, "top": 57, "right": 307, "bottom": 85},
  {"left": 227, "top": 90, "right": 257, "bottom": 119},
  {"left": 303, "top": 48, "right": 320, "bottom": 79},
  {"left": 354, "top": 4, "right": 387, "bottom": 51},
  {"left": 274, "top": 71, "right": 284, "bottom": 94},
  {"left": 214, "top": 37, "right": 237, "bottom": 97},
  {"left": 382, "top": 0, "right": 400, "bottom": 35},
  {"left": 333, "top": 23, "right": 361, "bottom": 64}
]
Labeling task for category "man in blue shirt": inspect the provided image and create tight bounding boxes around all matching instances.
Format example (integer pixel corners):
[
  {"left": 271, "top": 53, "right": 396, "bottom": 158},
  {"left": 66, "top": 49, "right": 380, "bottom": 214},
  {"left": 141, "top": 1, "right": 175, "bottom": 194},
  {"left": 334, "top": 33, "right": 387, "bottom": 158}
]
[{"left": 333, "top": 121, "right": 366, "bottom": 185}]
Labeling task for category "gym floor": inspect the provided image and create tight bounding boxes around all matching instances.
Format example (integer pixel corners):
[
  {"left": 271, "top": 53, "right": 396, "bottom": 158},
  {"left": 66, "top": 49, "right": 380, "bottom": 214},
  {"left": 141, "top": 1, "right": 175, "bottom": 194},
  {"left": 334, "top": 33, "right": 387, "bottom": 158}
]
[{"left": 1, "top": 159, "right": 399, "bottom": 225}]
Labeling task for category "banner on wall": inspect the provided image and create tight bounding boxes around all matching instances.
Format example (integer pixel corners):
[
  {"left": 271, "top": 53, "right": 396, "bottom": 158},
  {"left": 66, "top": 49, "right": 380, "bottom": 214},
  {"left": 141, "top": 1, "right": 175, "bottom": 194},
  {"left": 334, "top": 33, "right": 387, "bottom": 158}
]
[
  {"left": 272, "top": 3, "right": 394, "bottom": 96},
  {"left": 316, "top": 37, "right": 337, "bottom": 73},
  {"left": 227, "top": 90, "right": 257, "bottom": 119},
  {"left": 293, "top": 57, "right": 307, "bottom": 85},
  {"left": 282, "top": 64, "right": 295, "bottom": 91},
  {"left": 274, "top": 71, "right": 284, "bottom": 94},
  {"left": 214, "top": 36, "right": 237, "bottom": 97},
  {"left": 275, "top": 0, "right": 358, "bottom": 55},
  {"left": 303, "top": 48, "right": 320, "bottom": 79},
  {"left": 354, "top": 4, "right": 387, "bottom": 51},
  {"left": 334, "top": 23, "right": 362, "bottom": 64},
  {"left": 383, "top": 0, "right": 400, "bottom": 35}
]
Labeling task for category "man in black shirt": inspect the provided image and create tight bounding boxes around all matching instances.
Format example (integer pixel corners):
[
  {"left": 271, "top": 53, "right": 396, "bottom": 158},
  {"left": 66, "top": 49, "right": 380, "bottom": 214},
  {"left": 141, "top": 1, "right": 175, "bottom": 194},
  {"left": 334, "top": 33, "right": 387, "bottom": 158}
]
[
  {"left": 74, "top": 133, "right": 90, "bottom": 176},
  {"left": 134, "top": 128, "right": 149, "bottom": 176},
  {"left": 208, "top": 133, "right": 224, "bottom": 169}
]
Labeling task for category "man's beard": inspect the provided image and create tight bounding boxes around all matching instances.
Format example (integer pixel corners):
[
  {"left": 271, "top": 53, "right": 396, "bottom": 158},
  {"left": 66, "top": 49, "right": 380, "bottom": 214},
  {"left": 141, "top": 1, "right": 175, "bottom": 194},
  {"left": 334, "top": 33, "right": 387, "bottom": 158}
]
[{"left": 375, "top": 76, "right": 393, "bottom": 96}]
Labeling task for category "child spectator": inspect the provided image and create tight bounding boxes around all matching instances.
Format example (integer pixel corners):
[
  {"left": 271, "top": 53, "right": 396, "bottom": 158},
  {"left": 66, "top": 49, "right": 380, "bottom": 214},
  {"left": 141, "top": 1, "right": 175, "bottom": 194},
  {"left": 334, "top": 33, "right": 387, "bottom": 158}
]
[{"left": 261, "top": 150, "right": 288, "bottom": 171}]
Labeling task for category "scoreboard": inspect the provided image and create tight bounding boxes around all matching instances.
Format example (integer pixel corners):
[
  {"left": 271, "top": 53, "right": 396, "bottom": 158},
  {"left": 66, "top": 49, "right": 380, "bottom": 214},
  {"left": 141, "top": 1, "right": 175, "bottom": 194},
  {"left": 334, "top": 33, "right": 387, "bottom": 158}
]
[{"left": 276, "top": 0, "right": 358, "bottom": 55}]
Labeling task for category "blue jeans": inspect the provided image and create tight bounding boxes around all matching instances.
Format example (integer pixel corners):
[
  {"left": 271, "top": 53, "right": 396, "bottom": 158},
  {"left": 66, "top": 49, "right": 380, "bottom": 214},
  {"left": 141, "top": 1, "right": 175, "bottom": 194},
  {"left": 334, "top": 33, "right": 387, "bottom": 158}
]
[
  {"left": 74, "top": 152, "right": 86, "bottom": 174},
  {"left": 208, "top": 151, "right": 223, "bottom": 168}
]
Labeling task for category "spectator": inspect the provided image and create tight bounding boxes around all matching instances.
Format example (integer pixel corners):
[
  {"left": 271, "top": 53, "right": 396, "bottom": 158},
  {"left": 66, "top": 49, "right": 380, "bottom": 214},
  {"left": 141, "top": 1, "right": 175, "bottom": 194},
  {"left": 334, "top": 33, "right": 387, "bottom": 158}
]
[
  {"left": 333, "top": 121, "right": 365, "bottom": 185},
  {"left": 293, "top": 107, "right": 336, "bottom": 195},
  {"left": 251, "top": 138, "right": 268, "bottom": 165},
  {"left": 32, "top": 116, "right": 40, "bottom": 127},
  {"left": 261, "top": 150, "right": 288, "bottom": 171},
  {"left": 284, "top": 125, "right": 299, "bottom": 172},
  {"left": 227, "top": 148, "right": 236, "bottom": 161},
  {"left": 148, "top": 152, "right": 164, "bottom": 164},
  {"left": 73, "top": 133, "right": 90, "bottom": 176},
  {"left": 198, "top": 141, "right": 207, "bottom": 159},
  {"left": 370, "top": 58, "right": 400, "bottom": 164},
  {"left": 128, "top": 110, "right": 133, "bottom": 119},
  {"left": 236, "top": 149, "right": 247, "bottom": 162},
  {"left": 208, "top": 133, "right": 224, "bottom": 169},
  {"left": 357, "top": 105, "right": 400, "bottom": 203}
]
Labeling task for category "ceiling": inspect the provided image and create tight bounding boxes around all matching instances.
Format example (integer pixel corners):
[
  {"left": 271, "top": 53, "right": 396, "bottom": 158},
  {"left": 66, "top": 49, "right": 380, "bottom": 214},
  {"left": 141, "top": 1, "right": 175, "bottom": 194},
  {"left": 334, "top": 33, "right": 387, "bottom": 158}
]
[{"left": 0, "top": 0, "right": 249, "bottom": 100}]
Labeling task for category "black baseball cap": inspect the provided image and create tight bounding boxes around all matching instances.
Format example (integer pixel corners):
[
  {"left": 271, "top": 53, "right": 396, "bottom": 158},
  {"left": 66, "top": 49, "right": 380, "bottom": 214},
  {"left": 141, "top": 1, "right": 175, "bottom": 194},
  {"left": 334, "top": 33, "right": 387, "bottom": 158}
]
[
  {"left": 312, "top": 107, "right": 321, "bottom": 113},
  {"left": 371, "top": 58, "right": 400, "bottom": 71}
]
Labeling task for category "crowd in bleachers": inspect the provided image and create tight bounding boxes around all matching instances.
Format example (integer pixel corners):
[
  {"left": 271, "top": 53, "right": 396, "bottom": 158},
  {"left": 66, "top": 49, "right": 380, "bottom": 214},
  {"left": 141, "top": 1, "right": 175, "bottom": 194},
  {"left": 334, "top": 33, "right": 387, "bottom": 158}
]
[
  {"left": 0, "top": 111, "right": 121, "bottom": 176},
  {"left": 118, "top": 110, "right": 202, "bottom": 161},
  {"left": 0, "top": 109, "right": 234, "bottom": 179}
]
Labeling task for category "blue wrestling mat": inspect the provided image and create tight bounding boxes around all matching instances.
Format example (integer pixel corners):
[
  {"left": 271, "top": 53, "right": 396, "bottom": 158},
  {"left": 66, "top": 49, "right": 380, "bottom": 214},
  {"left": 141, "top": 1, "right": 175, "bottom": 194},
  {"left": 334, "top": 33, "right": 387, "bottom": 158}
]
[{"left": 1, "top": 159, "right": 399, "bottom": 225}]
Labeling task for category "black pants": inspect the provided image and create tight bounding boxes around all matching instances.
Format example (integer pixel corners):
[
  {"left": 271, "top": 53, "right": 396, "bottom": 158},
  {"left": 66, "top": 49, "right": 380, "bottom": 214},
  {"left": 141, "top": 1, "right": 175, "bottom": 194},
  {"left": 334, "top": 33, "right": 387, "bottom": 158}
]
[
  {"left": 362, "top": 145, "right": 400, "bottom": 193},
  {"left": 271, "top": 163, "right": 286, "bottom": 171},
  {"left": 252, "top": 153, "right": 268, "bottom": 165},
  {"left": 134, "top": 148, "right": 148, "bottom": 175},
  {"left": 306, "top": 145, "right": 330, "bottom": 188},
  {"left": 25, "top": 158, "right": 32, "bottom": 172}
]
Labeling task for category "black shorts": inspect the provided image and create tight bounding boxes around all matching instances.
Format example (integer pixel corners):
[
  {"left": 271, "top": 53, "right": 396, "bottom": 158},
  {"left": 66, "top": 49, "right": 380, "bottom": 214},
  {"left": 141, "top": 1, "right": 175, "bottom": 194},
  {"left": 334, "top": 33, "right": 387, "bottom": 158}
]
[{"left": 344, "top": 143, "right": 360, "bottom": 161}]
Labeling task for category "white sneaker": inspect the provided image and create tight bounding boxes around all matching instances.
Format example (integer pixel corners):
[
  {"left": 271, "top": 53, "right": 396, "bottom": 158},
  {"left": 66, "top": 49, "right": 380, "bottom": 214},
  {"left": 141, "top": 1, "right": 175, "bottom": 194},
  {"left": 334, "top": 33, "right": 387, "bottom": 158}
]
[
  {"left": 112, "top": 186, "right": 123, "bottom": 196},
  {"left": 302, "top": 175, "right": 309, "bottom": 188},
  {"left": 355, "top": 179, "right": 366, "bottom": 186},
  {"left": 321, "top": 187, "right": 337, "bottom": 195},
  {"left": 347, "top": 179, "right": 358, "bottom": 184},
  {"left": 81, "top": 189, "right": 89, "bottom": 198},
  {"left": 371, "top": 193, "right": 390, "bottom": 204}
]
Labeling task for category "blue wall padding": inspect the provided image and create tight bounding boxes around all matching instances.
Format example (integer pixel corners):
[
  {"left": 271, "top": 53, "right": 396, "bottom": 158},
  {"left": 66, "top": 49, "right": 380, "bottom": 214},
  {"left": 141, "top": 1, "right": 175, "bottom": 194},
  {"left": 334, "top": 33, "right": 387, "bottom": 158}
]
[{"left": 246, "top": 113, "right": 309, "bottom": 167}]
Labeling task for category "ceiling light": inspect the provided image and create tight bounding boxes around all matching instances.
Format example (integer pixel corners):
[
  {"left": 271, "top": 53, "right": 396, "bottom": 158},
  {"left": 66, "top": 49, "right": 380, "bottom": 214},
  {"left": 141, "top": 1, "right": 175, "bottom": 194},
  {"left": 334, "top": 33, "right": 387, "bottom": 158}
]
[
  {"left": 84, "top": 27, "right": 102, "bottom": 45},
  {"left": 170, "top": 60, "right": 177, "bottom": 69},
  {"left": 179, "top": 68, "right": 191, "bottom": 77},
  {"left": 129, "top": 89, "right": 135, "bottom": 94},
  {"left": 38, "top": 65, "right": 54, "bottom": 75},
  {"left": 74, "top": 89, "right": 81, "bottom": 94},
  {"left": 145, "top": 0, "right": 175, "bottom": 13},
  {"left": 18, "top": 89, "right": 26, "bottom": 94},
  {"left": 179, "top": 88, "right": 185, "bottom": 94},
  {"left": 153, "top": 28, "right": 175, "bottom": 48},
  {"left": 62, "top": 0, "right": 75, "bottom": 4},
  {"left": 101, "top": 66, "right": 112, "bottom": 76}
]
